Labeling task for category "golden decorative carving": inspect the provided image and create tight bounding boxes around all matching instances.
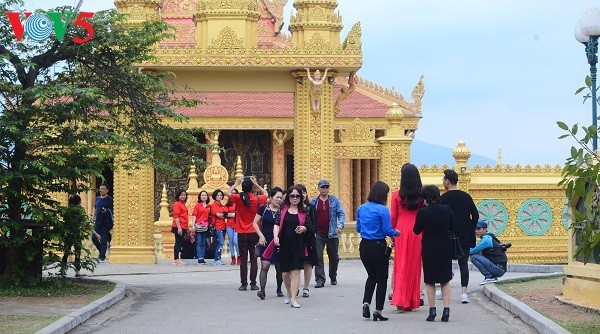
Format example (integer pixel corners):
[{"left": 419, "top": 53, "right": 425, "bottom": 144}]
[
  {"left": 161, "top": 0, "right": 196, "bottom": 18},
  {"left": 306, "top": 33, "right": 328, "bottom": 50},
  {"left": 198, "top": 0, "right": 258, "bottom": 10},
  {"left": 309, "top": 5, "right": 327, "bottom": 21},
  {"left": 411, "top": 75, "right": 425, "bottom": 112},
  {"left": 334, "top": 71, "right": 356, "bottom": 115},
  {"left": 342, "top": 22, "right": 362, "bottom": 51},
  {"left": 452, "top": 140, "right": 471, "bottom": 162},
  {"left": 203, "top": 164, "right": 230, "bottom": 188},
  {"left": 210, "top": 27, "right": 244, "bottom": 48},
  {"left": 333, "top": 145, "right": 381, "bottom": 159},
  {"left": 339, "top": 118, "right": 374, "bottom": 143}
]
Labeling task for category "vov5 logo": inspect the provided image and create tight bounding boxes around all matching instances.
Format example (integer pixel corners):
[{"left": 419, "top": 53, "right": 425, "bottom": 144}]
[{"left": 6, "top": 11, "right": 95, "bottom": 44}]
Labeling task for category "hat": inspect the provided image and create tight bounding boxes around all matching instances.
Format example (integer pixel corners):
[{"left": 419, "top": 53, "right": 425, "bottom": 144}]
[
  {"left": 318, "top": 179, "right": 331, "bottom": 187},
  {"left": 476, "top": 220, "right": 488, "bottom": 229}
]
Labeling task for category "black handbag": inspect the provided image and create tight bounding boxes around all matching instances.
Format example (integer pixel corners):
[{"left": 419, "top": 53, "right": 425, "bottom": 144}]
[{"left": 450, "top": 232, "right": 464, "bottom": 260}]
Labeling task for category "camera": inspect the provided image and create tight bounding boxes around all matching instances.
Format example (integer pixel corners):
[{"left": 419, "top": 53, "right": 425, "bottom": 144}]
[
  {"left": 500, "top": 242, "right": 512, "bottom": 252},
  {"left": 222, "top": 212, "right": 228, "bottom": 218}
]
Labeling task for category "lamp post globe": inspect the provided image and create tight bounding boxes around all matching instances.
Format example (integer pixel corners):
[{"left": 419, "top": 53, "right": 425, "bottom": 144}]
[{"left": 576, "top": 7, "right": 600, "bottom": 151}]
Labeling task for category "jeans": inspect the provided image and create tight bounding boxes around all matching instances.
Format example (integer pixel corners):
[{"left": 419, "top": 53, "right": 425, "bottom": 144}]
[
  {"left": 238, "top": 233, "right": 259, "bottom": 286},
  {"left": 470, "top": 254, "right": 505, "bottom": 279},
  {"left": 195, "top": 232, "right": 206, "bottom": 260},
  {"left": 92, "top": 222, "right": 110, "bottom": 260},
  {"left": 315, "top": 234, "right": 339, "bottom": 284},
  {"left": 215, "top": 230, "right": 225, "bottom": 261},
  {"left": 226, "top": 227, "right": 239, "bottom": 257},
  {"left": 360, "top": 239, "right": 390, "bottom": 311}
]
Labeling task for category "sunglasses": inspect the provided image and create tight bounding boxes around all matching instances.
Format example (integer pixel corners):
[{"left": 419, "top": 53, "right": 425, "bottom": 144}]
[
  {"left": 288, "top": 194, "right": 302, "bottom": 199},
  {"left": 320, "top": 185, "right": 330, "bottom": 189}
]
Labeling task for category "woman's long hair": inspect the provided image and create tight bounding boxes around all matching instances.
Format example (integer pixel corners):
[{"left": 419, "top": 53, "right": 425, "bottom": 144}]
[
  {"left": 399, "top": 163, "right": 423, "bottom": 210},
  {"left": 240, "top": 178, "right": 254, "bottom": 208},
  {"left": 283, "top": 185, "right": 306, "bottom": 212},
  {"left": 296, "top": 183, "right": 311, "bottom": 212}
]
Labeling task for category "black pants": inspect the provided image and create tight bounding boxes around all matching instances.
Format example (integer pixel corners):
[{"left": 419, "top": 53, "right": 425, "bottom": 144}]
[
  {"left": 92, "top": 223, "right": 110, "bottom": 260},
  {"left": 61, "top": 240, "right": 82, "bottom": 272},
  {"left": 458, "top": 245, "right": 471, "bottom": 287},
  {"left": 171, "top": 227, "right": 186, "bottom": 260},
  {"left": 238, "top": 233, "right": 259, "bottom": 286},
  {"left": 360, "top": 239, "right": 390, "bottom": 311}
]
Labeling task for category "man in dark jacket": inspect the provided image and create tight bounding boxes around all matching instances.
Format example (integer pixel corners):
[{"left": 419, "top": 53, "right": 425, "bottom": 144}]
[
  {"left": 470, "top": 221, "right": 508, "bottom": 285},
  {"left": 440, "top": 169, "right": 479, "bottom": 303}
]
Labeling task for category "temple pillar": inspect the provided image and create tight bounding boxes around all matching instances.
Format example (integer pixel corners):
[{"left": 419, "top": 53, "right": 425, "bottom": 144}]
[
  {"left": 370, "top": 159, "right": 379, "bottom": 186},
  {"left": 271, "top": 130, "right": 288, "bottom": 189},
  {"left": 338, "top": 159, "right": 353, "bottom": 220},
  {"left": 293, "top": 70, "right": 336, "bottom": 198},
  {"left": 452, "top": 141, "right": 472, "bottom": 192},
  {"left": 352, "top": 159, "right": 362, "bottom": 221},
  {"left": 110, "top": 161, "right": 156, "bottom": 264},
  {"left": 378, "top": 103, "right": 412, "bottom": 191},
  {"left": 361, "top": 159, "right": 371, "bottom": 202}
]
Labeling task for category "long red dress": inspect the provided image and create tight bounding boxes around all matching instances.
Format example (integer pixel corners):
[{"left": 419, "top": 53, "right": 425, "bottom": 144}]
[{"left": 390, "top": 190, "right": 423, "bottom": 311}]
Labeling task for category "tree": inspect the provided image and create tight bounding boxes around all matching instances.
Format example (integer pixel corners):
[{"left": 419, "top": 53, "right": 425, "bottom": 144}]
[
  {"left": 0, "top": 0, "right": 204, "bottom": 285},
  {"left": 557, "top": 75, "right": 600, "bottom": 264}
]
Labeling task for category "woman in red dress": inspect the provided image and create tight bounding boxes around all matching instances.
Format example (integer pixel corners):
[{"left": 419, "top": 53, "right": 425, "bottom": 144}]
[{"left": 390, "top": 163, "right": 424, "bottom": 311}]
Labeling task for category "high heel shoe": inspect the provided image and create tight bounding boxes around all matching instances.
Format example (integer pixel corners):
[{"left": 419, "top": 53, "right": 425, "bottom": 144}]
[
  {"left": 362, "top": 303, "right": 370, "bottom": 318},
  {"left": 426, "top": 307, "right": 436, "bottom": 322},
  {"left": 372, "top": 311, "right": 389, "bottom": 321},
  {"left": 441, "top": 307, "right": 450, "bottom": 322}
]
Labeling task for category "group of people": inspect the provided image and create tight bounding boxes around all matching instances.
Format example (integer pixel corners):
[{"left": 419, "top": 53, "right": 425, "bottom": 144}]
[
  {"left": 356, "top": 164, "right": 508, "bottom": 322},
  {"left": 170, "top": 176, "right": 346, "bottom": 309}
]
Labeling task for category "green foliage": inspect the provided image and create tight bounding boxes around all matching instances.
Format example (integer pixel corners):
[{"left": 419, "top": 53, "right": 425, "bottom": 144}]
[
  {"left": 0, "top": 0, "right": 206, "bottom": 285},
  {"left": 558, "top": 76, "right": 600, "bottom": 264}
]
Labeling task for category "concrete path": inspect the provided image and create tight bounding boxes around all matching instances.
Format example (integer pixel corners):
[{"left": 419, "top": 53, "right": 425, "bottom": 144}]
[{"left": 62, "top": 259, "right": 548, "bottom": 334}]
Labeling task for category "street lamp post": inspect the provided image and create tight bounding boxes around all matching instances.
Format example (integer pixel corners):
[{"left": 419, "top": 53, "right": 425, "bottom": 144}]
[{"left": 575, "top": 7, "right": 600, "bottom": 152}]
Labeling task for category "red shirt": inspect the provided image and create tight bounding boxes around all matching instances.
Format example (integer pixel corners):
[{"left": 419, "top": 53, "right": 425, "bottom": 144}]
[
  {"left": 192, "top": 202, "right": 211, "bottom": 225},
  {"left": 225, "top": 204, "right": 236, "bottom": 228},
  {"left": 211, "top": 201, "right": 227, "bottom": 230},
  {"left": 231, "top": 193, "right": 267, "bottom": 233},
  {"left": 316, "top": 197, "right": 330, "bottom": 235},
  {"left": 172, "top": 200, "right": 189, "bottom": 229}
]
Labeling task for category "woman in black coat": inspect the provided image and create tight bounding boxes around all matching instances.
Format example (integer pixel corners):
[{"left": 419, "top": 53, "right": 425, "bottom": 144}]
[{"left": 413, "top": 185, "right": 454, "bottom": 322}]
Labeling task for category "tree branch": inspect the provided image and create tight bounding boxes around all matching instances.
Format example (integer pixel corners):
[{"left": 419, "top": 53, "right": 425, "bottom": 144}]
[{"left": 0, "top": 44, "right": 27, "bottom": 83}]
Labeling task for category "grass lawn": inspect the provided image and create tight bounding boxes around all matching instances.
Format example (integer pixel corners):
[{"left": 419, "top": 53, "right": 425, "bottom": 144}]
[
  {"left": 0, "top": 279, "right": 116, "bottom": 334},
  {"left": 496, "top": 276, "right": 600, "bottom": 334}
]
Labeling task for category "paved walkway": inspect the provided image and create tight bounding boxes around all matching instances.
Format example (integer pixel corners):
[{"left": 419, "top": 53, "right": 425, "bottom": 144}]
[{"left": 34, "top": 259, "right": 567, "bottom": 334}]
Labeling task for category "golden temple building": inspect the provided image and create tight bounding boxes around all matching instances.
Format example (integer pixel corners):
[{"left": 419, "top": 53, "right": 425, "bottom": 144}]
[{"left": 93, "top": 0, "right": 597, "bottom": 310}]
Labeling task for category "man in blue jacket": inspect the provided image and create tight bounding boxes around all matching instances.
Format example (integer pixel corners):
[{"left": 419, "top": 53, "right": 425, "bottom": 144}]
[
  {"left": 470, "top": 220, "right": 508, "bottom": 285},
  {"left": 310, "top": 179, "right": 346, "bottom": 288}
]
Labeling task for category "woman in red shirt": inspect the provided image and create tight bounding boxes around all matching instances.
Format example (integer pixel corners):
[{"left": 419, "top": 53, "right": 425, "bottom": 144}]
[
  {"left": 192, "top": 190, "right": 211, "bottom": 264},
  {"left": 225, "top": 190, "right": 238, "bottom": 265},
  {"left": 227, "top": 176, "right": 267, "bottom": 291},
  {"left": 171, "top": 190, "right": 189, "bottom": 265},
  {"left": 211, "top": 189, "right": 228, "bottom": 265}
]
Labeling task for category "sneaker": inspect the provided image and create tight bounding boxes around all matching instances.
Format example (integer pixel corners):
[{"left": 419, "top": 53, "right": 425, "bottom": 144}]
[
  {"left": 284, "top": 297, "right": 291, "bottom": 304},
  {"left": 198, "top": 258, "right": 206, "bottom": 265},
  {"left": 214, "top": 260, "right": 225, "bottom": 265},
  {"left": 172, "top": 259, "right": 185, "bottom": 265},
  {"left": 291, "top": 301, "right": 301, "bottom": 308},
  {"left": 435, "top": 290, "right": 442, "bottom": 300},
  {"left": 479, "top": 277, "right": 498, "bottom": 285},
  {"left": 98, "top": 258, "right": 106, "bottom": 263},
  {"left": 461, "top": 293, "right": 469, "bottom": 304},
  {"left": 230, "top": 256, "right": 236, "bottom": 265},
  {"left": 236, "top": 257, "right": 242, "bottom": 265}
]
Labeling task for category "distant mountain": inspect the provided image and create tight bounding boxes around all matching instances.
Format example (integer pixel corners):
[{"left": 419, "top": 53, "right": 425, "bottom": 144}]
[{"left": 410, "top": 140, "right": 496, "bottom": 167}]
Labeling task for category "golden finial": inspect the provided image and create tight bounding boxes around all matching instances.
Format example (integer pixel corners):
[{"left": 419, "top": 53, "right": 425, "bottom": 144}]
[
  {"left": 159, "top": 183, "right": 170, "bottom": 221},
  {"left": 497, "top": 148, "right": 503, "bottom": 166},
  {"left": 234, "top": 156, "right": 244, "bottom": 180},
  {"left": 384, "top": 103, "right": 404, "bottom": 137},
  {"left": 188, "top": 161, "right": 199, "bottom": 191},
  {"left": 452, "top": 141, "right": 471, "bottom": 170}
]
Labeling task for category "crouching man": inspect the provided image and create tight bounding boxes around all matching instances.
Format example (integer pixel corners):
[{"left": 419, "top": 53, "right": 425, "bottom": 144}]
[{"left": 470, "top": 220, "right": 508, "bottom": 285}]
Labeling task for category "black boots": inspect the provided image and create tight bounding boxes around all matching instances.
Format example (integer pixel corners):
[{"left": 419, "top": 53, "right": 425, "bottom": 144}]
[
  {"left": 441, "top": 307, "right": 450, "bottom": 322},
  {"left": 426, "top": 307, "right": 436, "bottom": 321}
]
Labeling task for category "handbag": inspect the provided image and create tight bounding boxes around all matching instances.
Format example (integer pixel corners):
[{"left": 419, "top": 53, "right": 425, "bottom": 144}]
[
  {"left": 450, "top": 232, "right": 464, "bottom": 260},
  {"left": 254, "top": 243, "right": 264, "bottom": 257},
  {"left": 194, "top": 223, "right": 208, "bottom": 233}
]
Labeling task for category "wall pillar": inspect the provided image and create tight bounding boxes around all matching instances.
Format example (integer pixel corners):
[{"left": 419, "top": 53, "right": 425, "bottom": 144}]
[
  {"left": 361, "top": 159, "right": 371, "bottom": 202},
  {"left": 338, "top": 159, "right": 353, "bottom": 219},
  {"left": 352, "top": 160, "right": 362, "bottom": 221},
  {"left": 293, "top": 70, "right": 335, "bottom": 199},
  {"left": 110, "top": 161, "right": 156, "bottom": 264},
  {"left": 378, "top": 103, "right": 412, "bottom": 191},
  {"left": 271, "top": 130, "right": 287, "bottom": 189}
]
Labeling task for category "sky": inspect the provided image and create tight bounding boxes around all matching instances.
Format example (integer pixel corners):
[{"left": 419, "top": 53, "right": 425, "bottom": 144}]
[{"left": 19, "top": 0, "right": 600, "bottom": 165}]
